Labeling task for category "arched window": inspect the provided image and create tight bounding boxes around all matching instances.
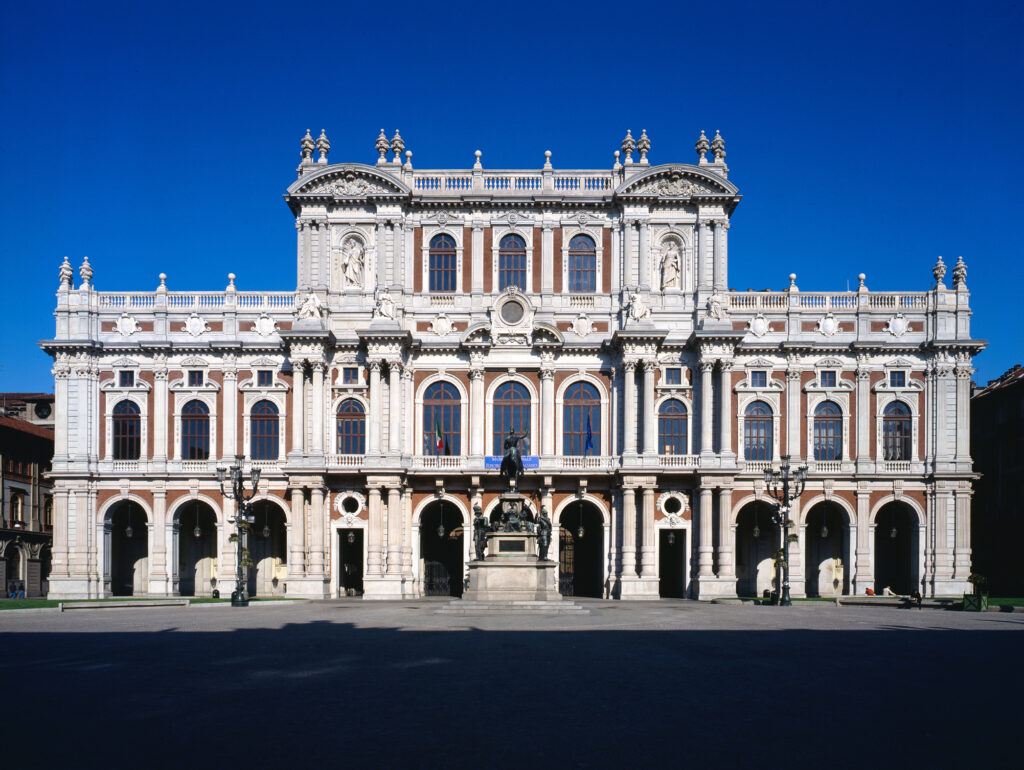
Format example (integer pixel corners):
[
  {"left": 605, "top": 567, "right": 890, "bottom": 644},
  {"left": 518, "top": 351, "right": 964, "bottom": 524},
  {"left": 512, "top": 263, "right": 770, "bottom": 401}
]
[
  {"left": 813, "top": 401, "right": 842, "bottom": 461},
  {"left": 429, "top": 234, "right": 457, "bottom": 292},
  {"left": 658, "top": 399, "right": 688, "bottom": 455},
  {"left": 181, "top": 400, "right": 210, "bottom": 460},
  {"left": 493, "top": 381, "right": 531, "bottom": 455},
  {"left": 883, "top": 401, "right": 912, "bottom": 461},
  {"left": 744, "top": 401, "right": 773, "bottom": 461},
  {"left": 567, "top": 234, "right": 597, "bottom": 292},
  {"left": 563, "top": 382, "right": 600, "bottom": 456},
  {"left": 423, "top": 382, "right": 461, "bottom": 456},
  {"left": 10, "top": 493, "right": 24, "bottom": 525},
  {"left": 498, "top": 234, "right": 526, "bottom": 291},
  {"left": 337, "top": 399, "right": 366, "bottom": 455},
  {"left": 251, "top": 400, "right": 279, "bottom": 460},
  {"left": 112, "top": 400, "right": 141, "bottom": 460}
]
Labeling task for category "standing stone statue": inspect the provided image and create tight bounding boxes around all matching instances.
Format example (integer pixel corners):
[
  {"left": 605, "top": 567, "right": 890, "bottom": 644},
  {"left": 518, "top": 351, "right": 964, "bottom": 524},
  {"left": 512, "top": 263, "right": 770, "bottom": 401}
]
[
  {"left": 472, "top": 503, "right": 487, "bottom": 561},
  {"left": 537, "top": 506, "right": 552, "bottom": 561}
]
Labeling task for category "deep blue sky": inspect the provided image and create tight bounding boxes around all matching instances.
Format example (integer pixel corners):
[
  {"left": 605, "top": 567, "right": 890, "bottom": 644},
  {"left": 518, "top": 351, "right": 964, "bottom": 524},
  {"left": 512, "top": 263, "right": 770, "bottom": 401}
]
[{"left": 2, "top": 0, "right": 1021, "bottom": 391}]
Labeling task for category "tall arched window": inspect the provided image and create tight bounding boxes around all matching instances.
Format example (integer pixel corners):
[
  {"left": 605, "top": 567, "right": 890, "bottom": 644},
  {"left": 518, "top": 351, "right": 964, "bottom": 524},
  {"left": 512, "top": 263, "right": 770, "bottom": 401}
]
[
  {"left": 337, "top": 399, "right": 366, "bottom": 455},
  {"left": 883, "top": 401, "right": 912, "bottom": 460},
  {"left": 181, "top": 400, "right": 211, "bottom": 460},
  {"left": 10, "top": 493, "right": 24, "bottom": 525},
  {"left": 498, "top": 234, "right": 526, "bottom": 290},
  {"left": 813, "top": 401, "right": 842, "bottom": 461},
  {"left": 567, "top": 234, "right": 597, "bottom": 292},
  {"left": 423, "top": 382, "right": 461, "bottom": 455},
  {"left": 493, "top": 381, "right": 531, "bottom": 455},
  {"left": 251, "top": 400, "right": 280, "bottom": 460},
  {"left": 112, "top": 400, "right": 141, "bottom": 460},
  {"left": 429, "top": 234, "right": 457, "bottom": 292},
  {"left": 744, "top": 401, "right": 773, "bottom": 461},
  {"left": 563, "top": 381, "right": 600, "bottom": 456},
  {"left": 658, "top": 399, "right": 688, "bottom": 455}
]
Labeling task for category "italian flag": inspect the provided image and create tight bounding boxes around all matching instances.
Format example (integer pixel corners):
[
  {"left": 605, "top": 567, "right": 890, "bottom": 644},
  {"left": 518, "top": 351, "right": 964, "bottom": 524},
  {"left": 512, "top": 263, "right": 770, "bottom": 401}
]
[{"left": 434, "top": 413, "right": 444, "bottom": 453}]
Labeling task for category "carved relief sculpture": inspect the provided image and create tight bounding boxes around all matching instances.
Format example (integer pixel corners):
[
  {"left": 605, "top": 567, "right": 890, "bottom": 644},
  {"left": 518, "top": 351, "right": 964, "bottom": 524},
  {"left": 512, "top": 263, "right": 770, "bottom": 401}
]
[
  {"left": 430, "top": 313, "right": 453, "bottom": 336},
  {"left": 747, "top": 313, "right": 771, "bottom": 337},
  {"left": 625, "top": 292, "right": 651, "bottom": 322},
  {"left": 884, "top": 314, "right": 909, "bottom": 337},
  {"left": 296, "top": 293, "right": 324, "bottom": 320},
  {"left": 660, "top": 238, "right": 681, "bottom": 289},
  {"left": 373, "top": 289, "right": 396, "bottom": 320},
  {"left": 705, "top": 289, "right": 727, "bottom": 321},
  {"left": 338, "top": 236, "right": 365, "bottom": 287},
  {"left": 817, "top": 313, "right": 839, "bottom": 337},
  {"left": 182, "top": 314, "right": 211, "bottom": 337},
  {"left": 252, "top": 314, "right": 279, "bottom": 337},
  {"left": 571, "top": 313, "right": 593, "bottom": 337},
  {"left": 115, "top": 313, "right": 141, "bottom": 336}
]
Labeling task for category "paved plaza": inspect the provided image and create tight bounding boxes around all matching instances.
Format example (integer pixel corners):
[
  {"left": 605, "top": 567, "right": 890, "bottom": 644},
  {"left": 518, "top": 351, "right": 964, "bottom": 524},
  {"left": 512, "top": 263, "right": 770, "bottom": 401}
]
[{"left": 4, "top": 600, "right": 1021, "bottom": 768}]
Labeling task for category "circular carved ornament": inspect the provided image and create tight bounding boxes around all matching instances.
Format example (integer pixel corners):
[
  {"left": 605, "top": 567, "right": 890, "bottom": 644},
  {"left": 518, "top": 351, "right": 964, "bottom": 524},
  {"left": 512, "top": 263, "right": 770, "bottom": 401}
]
[
  {"left": 334, "top": 490, "right": 366, "bottom": 517},
  {"left": 500, "top": 300, "right": 525, "bottom": 324}
]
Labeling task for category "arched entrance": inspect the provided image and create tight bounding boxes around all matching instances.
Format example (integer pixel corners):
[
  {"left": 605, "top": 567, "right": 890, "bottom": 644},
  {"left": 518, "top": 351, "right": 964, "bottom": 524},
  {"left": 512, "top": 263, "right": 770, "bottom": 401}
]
[
  {"left": 558, "top": 501, "right": 603, "bottom": 598},
  {"left": 804, "top": 502, "right": 851, "bottom": 597},
  {"left": 107, "top": 500, "right": 149, "bottom": 596},
  {"left": 875, "top": 502, "right": 917, "bottom": 595},
  {"left": 247, "top": 500, "right": 288, "bottom": 597},
  {"left": 420, "top": 500, "right": 464, "bottom": 597},
  {"left": 735, "top": 501, "right": 778, "bottom": 598},
  {"left": 175, "top": 500, "right": 218, "bottom": 597}
]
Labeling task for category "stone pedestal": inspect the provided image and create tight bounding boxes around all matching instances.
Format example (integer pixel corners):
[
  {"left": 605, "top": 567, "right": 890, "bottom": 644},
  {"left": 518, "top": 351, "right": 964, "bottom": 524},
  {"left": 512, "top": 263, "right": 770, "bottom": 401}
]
[{"left": 464, "top": 531, "right": 560, "bottom": 602}]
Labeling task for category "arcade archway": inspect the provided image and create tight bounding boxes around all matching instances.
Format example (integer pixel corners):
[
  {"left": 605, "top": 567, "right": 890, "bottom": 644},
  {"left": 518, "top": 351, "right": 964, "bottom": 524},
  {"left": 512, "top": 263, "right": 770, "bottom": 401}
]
[
  {"left": 875, "top": 502, "right": 917, "bottom": 595},
  {"left": 420, "top": 500, "right": 464, "bottom": 597},
  {"left": 175, "top": 500, "right": 218, "bottom": 597},
  {"left": 804, "top": 502, "right": 851, "bottom": 597},
  {"left": 558, "top": 501, "right": 603, "bottom": 598},
  {"left": 247, "top": 500, "right": 288, "bottom": 597},
  {"left": 106, "top": 500, "right": 149, "bottom": 596},
  {"left": 734, "top": 501, "right": 778, "bottom": 598}
]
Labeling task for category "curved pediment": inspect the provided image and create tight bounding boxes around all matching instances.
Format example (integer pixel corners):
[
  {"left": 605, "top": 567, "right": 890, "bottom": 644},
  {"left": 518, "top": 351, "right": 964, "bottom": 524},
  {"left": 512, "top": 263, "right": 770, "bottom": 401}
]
[
  {"left": 287, "top": 164, "right": 411, "bottom": 199},
  {"left": 615, "top": 165, "right": 737, "bottom": 198}
]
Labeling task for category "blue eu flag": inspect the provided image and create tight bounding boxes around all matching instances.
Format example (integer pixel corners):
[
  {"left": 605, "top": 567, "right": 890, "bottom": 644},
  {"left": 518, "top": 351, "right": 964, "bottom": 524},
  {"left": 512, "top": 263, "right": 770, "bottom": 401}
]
[{"left": 585, "top": 413, "right": 593, "bottom": 455}]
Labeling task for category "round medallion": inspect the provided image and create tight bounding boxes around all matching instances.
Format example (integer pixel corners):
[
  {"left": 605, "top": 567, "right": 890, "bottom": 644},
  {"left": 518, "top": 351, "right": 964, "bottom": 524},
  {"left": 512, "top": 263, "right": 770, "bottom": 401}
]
[{"left": 500, "top": 300, "right": 524, "bottom": 324}]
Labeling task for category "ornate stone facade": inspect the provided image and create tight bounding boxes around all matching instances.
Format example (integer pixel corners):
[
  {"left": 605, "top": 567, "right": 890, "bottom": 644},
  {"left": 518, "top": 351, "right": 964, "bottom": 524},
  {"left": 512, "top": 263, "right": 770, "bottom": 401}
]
[{"left": 41, "top": 130, "right": 985, "bottom": 600}]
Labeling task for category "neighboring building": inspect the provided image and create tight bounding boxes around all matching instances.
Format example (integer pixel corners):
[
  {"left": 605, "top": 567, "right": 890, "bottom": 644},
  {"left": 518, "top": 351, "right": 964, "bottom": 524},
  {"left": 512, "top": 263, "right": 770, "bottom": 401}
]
[
  {"left": 40, "top": 128, "right": 985, "bottom": 601},
  {"left": 1, "top": 413, "right": 54, "bottom": 597},
  {"left": 971, "top": 364, "right": 1024, "bottom": 595},
  {"left": 0, "top": 393, "right": 55, "bottom": 430}
]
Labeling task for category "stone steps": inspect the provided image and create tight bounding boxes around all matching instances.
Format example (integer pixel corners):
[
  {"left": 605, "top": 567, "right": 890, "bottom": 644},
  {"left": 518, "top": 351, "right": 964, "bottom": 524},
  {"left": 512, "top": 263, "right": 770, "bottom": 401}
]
[{"left": 437, "top": 600, "right": 590, "bottom": 615}]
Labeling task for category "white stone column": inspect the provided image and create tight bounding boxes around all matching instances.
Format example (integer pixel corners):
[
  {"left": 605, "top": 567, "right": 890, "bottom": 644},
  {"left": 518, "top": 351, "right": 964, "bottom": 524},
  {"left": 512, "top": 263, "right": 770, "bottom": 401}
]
[
  {"left": 368, "top": 361, "right": 382, "bottom": 455},
  {"left": 468, "top": 367, "right": 485, "bottom": 457},
  {"left": 53, "top": 368, "right": 69, "bottom": 460},
  {"left": 291, "top": 361, "right": 305, "bottom": 455},
  {"left": 311, "top": 362, "right": 325, "bottom": 455},
  {"left": 642, "top": 361, "right": 657, "bottom": 456},
  {"left": 700, "top": 361, "right": 714, "bottom": 455},
  {"left": 713, "top": 220, "right": 730, "bottom": 290},
  {"left": 540, "top": 366, "right": 555, "bottom": 457},
  {"left": 638, "top": 220, "right": 650, "bottom": 289},
  {"left": 855, "top": 364, "right": 871, "bottom": 464},
  {"left": 366, "top": 487, "right": 384, "bottom": 577},
  {"left": 718, "top": 361, "right": 733, "bottom": 457},
  {"left": 388, "top": 363, "right": 401, "bottom": 454},
  {"left": 402, "top": 365, "right": 414, "bottom": 455},
  {"left": 621, "top": 486, "right": 637, "bottom": 579},
  {"left": 716, "top": 488, "right": 734, "bottom": 578},
  {"left": 640, "top": 487, "right": 657, "bottom": 579},
  {"left": 149, "top": 487, "right": 168, "bottom": 595},
  {"left": 401, "top": 486, "right": 414, "bottom": 582},
  {"left": 309, "top": 487, "right": 325, "bottom": 578},
  {"left": 541, "top": 225, "right": 553, "bottom": 295},
  {"left": 697, "top": 221, "right": 712, "bottom": 289},
  {"left": 287, "top": 487, "right": 306, "bottom": 579},
  {"left": 387, "top": 487, "right": 402, "bottom": 575},
  {"left": 51, "top": 489, "right": 70, "bottom": 580},
  {"left": 472, "top": 226, "right": 484, "bottom": 294},
  {"left": 786, "top": 368, "right": 801, "bottom": 460},
  {"left": 154, "top": 368, "right": 168, "bottom": 463},
  {"left": 954, "top": 490, "right": 971, "bottom": 581},
  {"left": 697, "top": 486, "right": 714, "bottom": 577},
  {"left": 394, "top": 222, "right": 405, "bottom": 290},
  {"left": 623, "top": 361, "right": 637, "bottom": 455},
  {"left": 222, "top": 369, "right": 237, "bottom": 460},
  {"left": 854, "top": 488, "right": 872, "bottom": 594},
  {"left": 932, "top": 488, "right": 953, "bottom": 586}
]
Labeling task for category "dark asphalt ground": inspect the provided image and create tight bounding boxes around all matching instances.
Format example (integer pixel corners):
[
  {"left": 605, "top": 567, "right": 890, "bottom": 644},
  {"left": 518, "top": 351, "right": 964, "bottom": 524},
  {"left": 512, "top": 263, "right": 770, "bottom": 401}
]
[{"left": 3, "top": 599, "right": 1021, "bottom": 769}]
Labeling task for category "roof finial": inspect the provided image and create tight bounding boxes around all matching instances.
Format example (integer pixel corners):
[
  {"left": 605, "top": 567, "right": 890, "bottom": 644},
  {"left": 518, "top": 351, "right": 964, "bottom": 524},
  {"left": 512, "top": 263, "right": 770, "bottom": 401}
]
[
  {"left": 59, "top": 256, "right": 73, "bottom": 288},
  {"left": 710, "top": 130, "right": 726, "bottom": 163},
  {"left": 79, "top": 257, "right": 93, "bottom": 289},
  {"left": 300, "top": 129, "right": 314, "bottom": 163},
  {"left": 695, "top": 130, "right": 709, "bottom": 165},
  {"left": 543, "top": 150, "right": 552, "bottom": 170},
  {"left": 375, "top": 129, "right": 389, "bottom": 165},
  {"left": 316, "top": 129, "right": 330, "bottom": 164},
  {"left": 404, "top": 150, "right": 413, "bottom": 171},
  {"left": 952, "top": 256, "right": 967, "bottom": 289},
  {"left": 473, "top": 149, "right": 482, "bottom": 170},
  {"left": 933, "top": 256, "right": 947, "bottom": 288},
  {"left": 621, "top": 130, "right": 635, "bottom": 165},
  {"left": 637, "top": 129, "right": 651, "bottom": 165},
  {"left": 390, "top": 130, "right": 405, "bottom": 164},
  {"left": 612, "top": 150, "right": 621, "bottom": 172}
]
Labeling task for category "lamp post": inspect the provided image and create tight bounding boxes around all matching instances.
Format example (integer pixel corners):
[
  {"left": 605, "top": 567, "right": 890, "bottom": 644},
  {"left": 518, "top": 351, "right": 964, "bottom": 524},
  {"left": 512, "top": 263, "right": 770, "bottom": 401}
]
[
  {"left": 216, "top": 454, "right": 261, "bottom": 607},
  {"left": 763, "top": 454, "right": 807, "bottom": 607}
]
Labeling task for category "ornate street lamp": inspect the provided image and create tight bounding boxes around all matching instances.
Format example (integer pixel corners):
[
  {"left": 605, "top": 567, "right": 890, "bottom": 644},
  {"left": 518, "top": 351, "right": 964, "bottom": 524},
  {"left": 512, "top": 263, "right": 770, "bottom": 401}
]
[
  {"left": 763, "top": 455, "right": 807, "bottom": 607},
  {"left": 216, "top": 454, "right": 261, "bottom": 607},
  {"left": 193, "top": 499, "right": 202, "bottom": 539}
]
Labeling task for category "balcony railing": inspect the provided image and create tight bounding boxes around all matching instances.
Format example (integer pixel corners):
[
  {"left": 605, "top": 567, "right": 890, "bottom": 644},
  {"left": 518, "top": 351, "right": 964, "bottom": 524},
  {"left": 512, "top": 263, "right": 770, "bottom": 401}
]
[
  {"left": 97, "top": 291, "right": 295, "bottom": 311},
  {"left": 659, "top": 454, "right": 699, "bottom": 468},
  {"left": 412, "top": 455, "right": 465, "bottom": 470},
  {"left": 112, "top": 461, "right": 140, "bottom": 472},
  {"left": 810, "top": 460, "right": 842, "bottom": 473},
  {"left": 883, "top": 461, "right": 912, "bottom": 472},
  {"left": 409, "top": 169, "right": 615, "bottom": 197},
  {"left": 327, "top": 454, "right": 364, "bottom": 468},
  {"left": 559, "top": 456, "right": 617, "bottom": 470}
]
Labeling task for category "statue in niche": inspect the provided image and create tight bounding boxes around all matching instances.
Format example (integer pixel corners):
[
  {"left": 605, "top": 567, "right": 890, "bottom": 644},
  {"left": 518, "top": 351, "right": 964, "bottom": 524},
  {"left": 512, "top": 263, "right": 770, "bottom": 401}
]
[
  {"left": 537, "top": 506, "right": 552, "bottom": 561},
  {"left": 339, "top": 237, "right": 365, "bottom": 287},
  {"left": 373, "top": 288, "right": 396, "bottom": 320},
  {"left": 705, "top": 289, "right": 727, "bottom": 321},
  {"left": 297, "top": 292, "right": 323, "bottom": 320},
  {"left": 660, "top": 239, "right": 681, "bottom": 289}
]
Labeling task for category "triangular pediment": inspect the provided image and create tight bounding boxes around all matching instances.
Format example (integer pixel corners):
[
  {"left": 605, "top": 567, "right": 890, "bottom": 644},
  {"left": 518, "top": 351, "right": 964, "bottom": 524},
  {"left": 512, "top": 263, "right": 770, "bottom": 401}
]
[
  {"left": 288, "top": 165, "right": 410, "bottom": 198},
  {"left": 616, "top": 165, "right": 736, "bottom": 198}
]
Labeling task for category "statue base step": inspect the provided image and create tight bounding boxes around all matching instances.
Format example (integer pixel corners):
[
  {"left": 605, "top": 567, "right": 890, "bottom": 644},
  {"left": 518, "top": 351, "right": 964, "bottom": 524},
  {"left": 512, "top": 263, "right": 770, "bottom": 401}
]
[{"left": 465, "top": 532, "right": 560, "bottom": 602}]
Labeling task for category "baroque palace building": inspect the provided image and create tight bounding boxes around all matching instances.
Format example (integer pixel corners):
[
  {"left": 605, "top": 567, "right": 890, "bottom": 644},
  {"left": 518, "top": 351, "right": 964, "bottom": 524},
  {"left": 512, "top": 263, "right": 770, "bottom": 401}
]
[{"left": 42, "top": 128, "right": 984, "bottom": 600}]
